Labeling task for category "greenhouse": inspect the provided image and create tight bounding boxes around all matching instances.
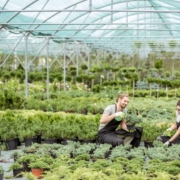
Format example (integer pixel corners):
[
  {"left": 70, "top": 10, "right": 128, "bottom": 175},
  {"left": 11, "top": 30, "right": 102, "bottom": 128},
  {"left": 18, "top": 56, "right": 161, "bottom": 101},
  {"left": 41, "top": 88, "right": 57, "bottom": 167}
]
[{"left": 1, "top": 0, "right": 180, "bottom": 180}]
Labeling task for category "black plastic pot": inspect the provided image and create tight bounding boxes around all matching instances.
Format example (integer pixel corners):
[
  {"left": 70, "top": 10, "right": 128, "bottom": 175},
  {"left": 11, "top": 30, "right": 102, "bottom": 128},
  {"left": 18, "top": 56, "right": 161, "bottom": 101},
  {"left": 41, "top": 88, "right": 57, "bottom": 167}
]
[
  {"left": 0, "top": 174, "right": 3, "bottom": 180},
  {"left": 44, "top": 138, "right": 58, "bottom": 144},
  {"left": 144, "top": 141, "right": 154, "bottom": 148},
  {"left": 5, "top": 138, "right": 17, "bottom": 150},
  {"left": 13, "top": 168, "right": 23, "bottom": 177},
  {"left": 24, "top": 137, "right": 37, "bottom": 147}
]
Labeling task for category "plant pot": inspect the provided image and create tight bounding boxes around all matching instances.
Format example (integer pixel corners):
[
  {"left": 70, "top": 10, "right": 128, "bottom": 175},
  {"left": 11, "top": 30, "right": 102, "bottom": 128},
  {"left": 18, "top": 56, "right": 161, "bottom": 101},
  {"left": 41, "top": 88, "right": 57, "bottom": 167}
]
[
  {"left": 127, "top": 124, "right": 136, "bottom": 131},
  {"left": 105, "top": 150, "right": 111, "bottom": 159},
  {"left": 16, "top": 137, "right": 21, "bottom": 146},
  {"left": 31, "top": 168, "right": 43, "bottom": 179},
  {"left": 5, "top": 138, "right": 17, "bottom": 150},
  {"left": 13, "top": 168, "right": 23, "bottom": 177},
  {"left": 23, "top": 162, "right": 31, "bottom": 172},
  {"left": 36, "top": 134, "right": 42, "bottom": 144},
  {"left": 24, "top": 137, "right": 37, "bottom": 147},
  {"left": 61, "top": 138, "right": 78, "bottom": 145},
  {"left": 0, "top": 174, "right": 3, "bottom": 180},
  {"left": 144, "top": 141, "right": 154, "bottom": 148},
  {"left": 79, "top": 139, "right": 96, "bottom": 144},
  {"left": 44, "top": 138, "right": 58, "bottom": 144}
]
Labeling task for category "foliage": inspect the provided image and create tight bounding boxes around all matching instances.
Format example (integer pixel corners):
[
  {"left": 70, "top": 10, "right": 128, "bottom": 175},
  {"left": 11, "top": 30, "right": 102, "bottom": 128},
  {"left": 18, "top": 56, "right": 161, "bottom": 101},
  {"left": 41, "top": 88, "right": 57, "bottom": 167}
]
[
  {"left": 125, "top": 113, "right": 142, "bottom": 124},
  {"left": 0, "top": 165, "right": 4, "bottom": 174},
  {"left": 7, "top": 162, "right": 23, "bottom": 171},
  {"left": 29, "top": 160, "right": 49, "bottom": 169}
]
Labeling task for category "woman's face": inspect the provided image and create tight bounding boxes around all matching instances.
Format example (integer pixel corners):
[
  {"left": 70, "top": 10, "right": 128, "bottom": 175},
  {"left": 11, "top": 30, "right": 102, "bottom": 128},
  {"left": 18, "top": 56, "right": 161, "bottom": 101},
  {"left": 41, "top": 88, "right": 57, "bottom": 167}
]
[{"left": 177, "top": 105, "right": 180, "bottom": 114}]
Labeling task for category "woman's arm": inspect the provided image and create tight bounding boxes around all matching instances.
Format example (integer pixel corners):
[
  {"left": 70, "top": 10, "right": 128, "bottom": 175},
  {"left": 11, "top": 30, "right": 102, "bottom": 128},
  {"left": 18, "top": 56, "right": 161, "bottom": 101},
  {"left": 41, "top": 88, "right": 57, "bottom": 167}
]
[
  {"left": 169, "top": 126, "right": 180, "bottom": 143},
  {"left": 168, "top": 123, "right": 177, "bottom": 131}
]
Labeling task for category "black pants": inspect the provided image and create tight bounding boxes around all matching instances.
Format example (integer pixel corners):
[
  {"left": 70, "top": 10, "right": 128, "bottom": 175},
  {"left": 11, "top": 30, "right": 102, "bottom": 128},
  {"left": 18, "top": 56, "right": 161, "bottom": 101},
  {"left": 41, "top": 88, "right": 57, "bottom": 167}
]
[
  {"left": 98, "top": 131, "right": 124, "bottom": 147},
  {"left": 98, "top": 127, "right": 143, "bottom": 148}
]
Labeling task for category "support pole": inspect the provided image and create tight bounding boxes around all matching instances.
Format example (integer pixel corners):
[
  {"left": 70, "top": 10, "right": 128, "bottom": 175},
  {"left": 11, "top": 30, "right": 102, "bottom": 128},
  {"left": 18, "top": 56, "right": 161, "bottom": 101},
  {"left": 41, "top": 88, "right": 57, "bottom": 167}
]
[
  {"left": 63, "top": 42, "right": 66, "bottom": 91},
  {"left": 25, "top": 34, "right": 28, "bottom": 99},
  {"left": 76, "top": 45, "right": 79, "bottom": 76},
  {"left": 46, "top": 38, "right": 50, "bottom": 99}
]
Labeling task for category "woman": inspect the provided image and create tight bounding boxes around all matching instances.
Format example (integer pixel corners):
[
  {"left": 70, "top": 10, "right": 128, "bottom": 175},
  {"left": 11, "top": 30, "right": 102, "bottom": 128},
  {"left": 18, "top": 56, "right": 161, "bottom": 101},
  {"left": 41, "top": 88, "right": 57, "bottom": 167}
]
[
  {"left": 97, "top": 93, "right": 143, "bottom": 147},
  {"left": 159, "top": 100, "right": 180, "bottom": 145}
]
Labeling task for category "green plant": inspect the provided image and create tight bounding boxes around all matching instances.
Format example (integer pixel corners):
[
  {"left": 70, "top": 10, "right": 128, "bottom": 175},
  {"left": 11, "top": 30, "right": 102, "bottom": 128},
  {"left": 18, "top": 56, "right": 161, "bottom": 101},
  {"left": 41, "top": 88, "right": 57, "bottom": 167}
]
[
  {"left": 10, "top": 151, "right": 24, "bottom": 161},
  {"left": 75, "top": 154, "right": 90, "bottom": 161},
  {"left": 141, "top": 122, "right": 161, "bottom": 142},
  {"left": 17, "top": 154, "right": 37, "bottom": 164},
  {"left": 7, "top": 162, "right": 23, "bottom": 171},
  {"left": 0, "top": 165, "right": 4, "bottom": 175},
  {"left": 125, "top": 113, "right": 142, "bottom": 125},
  {"left": 21, "top": 172, "right": 37, "bottom": 180},
  {"left": 29, "top": 160, "right": 49, "bottom": 169}
]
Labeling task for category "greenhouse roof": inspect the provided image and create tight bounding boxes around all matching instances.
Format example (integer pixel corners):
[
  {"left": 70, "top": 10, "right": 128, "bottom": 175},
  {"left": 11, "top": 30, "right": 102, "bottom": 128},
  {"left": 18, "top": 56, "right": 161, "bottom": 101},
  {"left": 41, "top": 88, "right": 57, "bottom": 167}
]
[{"left": 1, "top": 0, "right": 180, "bottom": 54}]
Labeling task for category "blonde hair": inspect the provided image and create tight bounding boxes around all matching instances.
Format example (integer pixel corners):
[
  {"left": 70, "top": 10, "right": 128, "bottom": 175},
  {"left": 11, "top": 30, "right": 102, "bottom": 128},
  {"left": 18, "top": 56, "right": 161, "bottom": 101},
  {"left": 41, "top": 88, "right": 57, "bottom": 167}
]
[{"left": 116, "top": 94, "right": 129, "bottom": 102}]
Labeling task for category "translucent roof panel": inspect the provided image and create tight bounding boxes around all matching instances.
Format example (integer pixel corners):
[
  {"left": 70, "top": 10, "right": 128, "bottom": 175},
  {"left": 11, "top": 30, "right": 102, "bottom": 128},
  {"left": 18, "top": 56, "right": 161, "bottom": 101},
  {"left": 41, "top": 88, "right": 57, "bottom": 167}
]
[{"left": 1, "top": 0, "right": 180, "bottom": 54}]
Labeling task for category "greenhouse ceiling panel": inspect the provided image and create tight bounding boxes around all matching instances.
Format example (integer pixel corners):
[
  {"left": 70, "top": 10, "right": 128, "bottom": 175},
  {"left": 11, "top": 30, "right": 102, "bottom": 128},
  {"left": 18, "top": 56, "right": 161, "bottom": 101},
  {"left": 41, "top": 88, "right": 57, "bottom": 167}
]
[{"left": 0, "top": 0, "right": 180, "bottom": 54}]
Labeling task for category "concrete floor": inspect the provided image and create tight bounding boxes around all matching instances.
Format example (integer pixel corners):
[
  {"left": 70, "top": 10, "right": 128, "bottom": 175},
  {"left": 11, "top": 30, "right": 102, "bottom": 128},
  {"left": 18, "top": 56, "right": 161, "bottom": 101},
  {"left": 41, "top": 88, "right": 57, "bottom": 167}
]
[{"left": 1, "top": 145, "right": 25, "bottom": 180}]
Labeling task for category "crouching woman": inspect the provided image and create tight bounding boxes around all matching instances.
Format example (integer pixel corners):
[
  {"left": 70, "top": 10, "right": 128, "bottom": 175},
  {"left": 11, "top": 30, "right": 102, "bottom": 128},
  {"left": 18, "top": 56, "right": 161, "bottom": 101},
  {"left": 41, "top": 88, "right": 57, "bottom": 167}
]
[{"left": 157, "top": 100, "right": 180, "bottom": 146}]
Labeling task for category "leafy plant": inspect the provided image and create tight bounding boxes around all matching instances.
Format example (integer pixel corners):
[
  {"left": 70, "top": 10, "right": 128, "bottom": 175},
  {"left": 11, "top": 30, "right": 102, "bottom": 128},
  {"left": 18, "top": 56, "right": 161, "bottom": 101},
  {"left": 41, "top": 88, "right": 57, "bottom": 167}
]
[
  {"left": 0, "top": 165, "right": 4, "bottom": 175},
  {"left": 7, "top": 162, "right": 23, "bottom": 171},
  {"left": 125, "top": 113, "right": 142, "bottom": 125},
  {"left": 29, "top": 160, "right": 49, "bottom": 169}
]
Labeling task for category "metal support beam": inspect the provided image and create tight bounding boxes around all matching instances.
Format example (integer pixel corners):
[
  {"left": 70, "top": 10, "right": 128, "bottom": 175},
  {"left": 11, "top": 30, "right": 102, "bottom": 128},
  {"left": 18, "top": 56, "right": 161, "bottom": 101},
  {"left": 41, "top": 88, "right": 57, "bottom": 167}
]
[
  {"left": 25, "top": 34, "right": 29, "bottom": 99},
  {"left": 46, "top": 38, "right": 50, "bottom": 99},
  {"left": 63, "top": 42, "right": 66, "bottom": 91},
  {"left": 1, "top": 10, "right": 180, "bottom": 13},
  {"left": 76, "top": 45, "right": 79, "bottom": 76}
]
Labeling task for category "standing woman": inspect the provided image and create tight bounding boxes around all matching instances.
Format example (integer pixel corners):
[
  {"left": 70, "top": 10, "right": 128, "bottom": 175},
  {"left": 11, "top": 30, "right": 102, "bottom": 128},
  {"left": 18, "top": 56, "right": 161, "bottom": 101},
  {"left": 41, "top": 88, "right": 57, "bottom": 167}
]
[
  {"left": 97, "top": 94, "right": 143, "bottom": 147},
  {"left": 159, "top": 100, "right": 180, "bottom": 145}
]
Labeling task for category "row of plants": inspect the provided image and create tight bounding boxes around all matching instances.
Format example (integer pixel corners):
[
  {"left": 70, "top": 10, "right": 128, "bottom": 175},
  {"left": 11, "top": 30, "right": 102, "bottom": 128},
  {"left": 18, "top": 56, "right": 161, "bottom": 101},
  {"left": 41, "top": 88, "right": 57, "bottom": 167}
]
[
  {"left": 1, "top": 59, "right": 180, "bottom": 89},
  {"left": 0, "top": 109, "right": 172, "bottom": 151},
  {"left": 1, "top": 75, "right": 180, "bottom": 110},
  {"left": 0, "top": 78, "right": 179, "bottom": 114},
  {"left": 1, "top": 141, "right": 180, "bottom": 179}
]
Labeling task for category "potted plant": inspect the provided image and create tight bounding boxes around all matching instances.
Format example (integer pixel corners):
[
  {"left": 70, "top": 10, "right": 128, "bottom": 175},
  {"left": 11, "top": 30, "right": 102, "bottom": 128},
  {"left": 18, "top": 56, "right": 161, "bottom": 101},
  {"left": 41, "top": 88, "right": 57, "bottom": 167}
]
[
  {"left": 7, "top": 162, "right": 23, "bottom": 178},
  {"left": 41, "top": 122, "right": 60, "bottom": 144},
  {"left": 0, "top": 165, "right": 4, "bottom": 180},
  {"left": 10, "top": 151, "right": 24, "bottom": 162},
  {"left": 0, "top": 128, "right": 18, "bottom": 150},
  {"left": 20, "top": 128, "right": 37, "bottom": 147},
  {"left": 125, "top": 113, "right": 142, "bottom": 130},
  {"left": 141, "top": 122, "right": 161, "bottom": 148},
  {"left": 17, "top": 154, "right": 37, "bottom": 172},
  {"left": 29, "top": 160, "right": 49, "bottom": 179}
]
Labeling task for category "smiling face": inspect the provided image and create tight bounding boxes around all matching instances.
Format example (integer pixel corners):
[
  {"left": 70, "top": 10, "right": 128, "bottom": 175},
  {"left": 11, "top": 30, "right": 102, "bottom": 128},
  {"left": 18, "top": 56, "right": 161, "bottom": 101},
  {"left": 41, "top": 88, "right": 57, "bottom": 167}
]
[{"left": 117, "top": 96, "right": 129, "bottom": 109}]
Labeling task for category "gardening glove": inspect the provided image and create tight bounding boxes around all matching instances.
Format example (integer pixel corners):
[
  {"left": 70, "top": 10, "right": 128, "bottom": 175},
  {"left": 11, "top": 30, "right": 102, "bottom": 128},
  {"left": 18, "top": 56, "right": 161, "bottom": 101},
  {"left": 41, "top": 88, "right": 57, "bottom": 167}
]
[
  {"left": 166, "top": 128, "right": 172, "bottom": 131},
  {"left": 163, "top": 128, "right": 172, "bottom": 136},
  {"left": 164, "top": 141, "right": 171, "bottom": 146},
  {"left": 164, "top": 141, "right": 169, "bottom": 145},
  {"left": 115, "top": 112, "right": 125, "bottom": 121},
  {"left": 128, "top": 129, "right": 136, "bottom": 133}
]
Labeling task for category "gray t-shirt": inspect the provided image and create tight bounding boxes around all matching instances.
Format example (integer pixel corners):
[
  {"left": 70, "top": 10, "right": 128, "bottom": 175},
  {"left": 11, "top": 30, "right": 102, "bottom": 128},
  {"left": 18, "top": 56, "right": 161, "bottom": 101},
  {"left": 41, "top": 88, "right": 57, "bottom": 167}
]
[
  {"left": 98, "top": 104, "right": 127, "bottom": 130},
  {"left": 176, "top": 110, "right": 180, "bottom": 123}
]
